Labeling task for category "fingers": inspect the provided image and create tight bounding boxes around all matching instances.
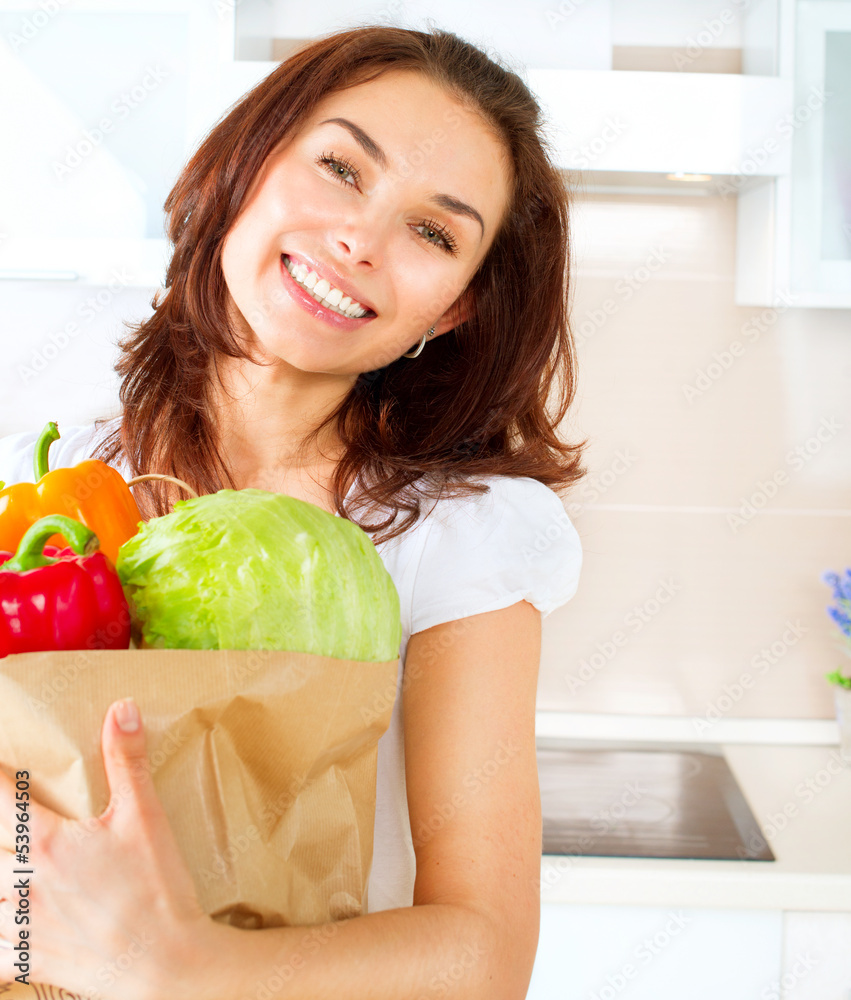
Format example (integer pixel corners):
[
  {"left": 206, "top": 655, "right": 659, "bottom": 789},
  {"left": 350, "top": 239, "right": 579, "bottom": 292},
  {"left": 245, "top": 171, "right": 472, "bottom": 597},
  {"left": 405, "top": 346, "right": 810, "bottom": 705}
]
[{"left": 98, "top": 698, "right": 157, "bottom": 827}]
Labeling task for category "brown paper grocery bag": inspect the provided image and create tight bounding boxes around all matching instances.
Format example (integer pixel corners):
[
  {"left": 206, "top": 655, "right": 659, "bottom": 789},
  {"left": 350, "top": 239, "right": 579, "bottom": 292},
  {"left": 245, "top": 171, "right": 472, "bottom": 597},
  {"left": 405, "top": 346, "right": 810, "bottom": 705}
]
[{"left": 0, "top": 648, "right": 398, "bottom": 998}]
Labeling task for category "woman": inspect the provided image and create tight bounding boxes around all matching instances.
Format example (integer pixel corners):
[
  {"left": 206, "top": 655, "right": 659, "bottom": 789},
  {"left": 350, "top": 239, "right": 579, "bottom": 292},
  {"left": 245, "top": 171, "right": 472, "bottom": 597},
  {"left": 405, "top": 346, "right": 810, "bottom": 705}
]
[{"left": 0, "top": 25, "right": 585, "bottom": 999}]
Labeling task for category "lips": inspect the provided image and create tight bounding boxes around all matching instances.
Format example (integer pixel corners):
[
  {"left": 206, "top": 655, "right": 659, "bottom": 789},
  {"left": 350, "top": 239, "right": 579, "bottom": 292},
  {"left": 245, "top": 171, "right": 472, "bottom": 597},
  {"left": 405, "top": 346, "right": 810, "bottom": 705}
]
[{"left": 282, "top": 253, "right": 377, "bottom": 316}]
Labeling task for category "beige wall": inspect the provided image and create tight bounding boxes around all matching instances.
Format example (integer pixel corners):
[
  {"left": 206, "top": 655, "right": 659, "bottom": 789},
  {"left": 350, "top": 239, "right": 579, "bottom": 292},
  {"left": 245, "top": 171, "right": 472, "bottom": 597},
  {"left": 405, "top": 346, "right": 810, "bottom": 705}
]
[{"left": 539, "top": 189, "right": 851, "bottom": 720}]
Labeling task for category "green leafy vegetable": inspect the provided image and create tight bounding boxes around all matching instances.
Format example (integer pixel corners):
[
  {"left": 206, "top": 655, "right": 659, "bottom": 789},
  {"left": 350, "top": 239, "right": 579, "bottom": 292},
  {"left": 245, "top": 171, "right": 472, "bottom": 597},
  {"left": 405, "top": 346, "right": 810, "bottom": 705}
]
[{"left": 116, "top": 489, "right": 401, "bottom": 661}]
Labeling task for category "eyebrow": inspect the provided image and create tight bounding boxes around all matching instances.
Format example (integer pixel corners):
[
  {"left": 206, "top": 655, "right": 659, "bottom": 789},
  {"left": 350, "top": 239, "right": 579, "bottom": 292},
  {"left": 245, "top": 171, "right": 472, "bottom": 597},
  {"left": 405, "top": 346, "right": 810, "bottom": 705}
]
[{"left": 318, "top": 116, "right": 485, "bottom": 241}]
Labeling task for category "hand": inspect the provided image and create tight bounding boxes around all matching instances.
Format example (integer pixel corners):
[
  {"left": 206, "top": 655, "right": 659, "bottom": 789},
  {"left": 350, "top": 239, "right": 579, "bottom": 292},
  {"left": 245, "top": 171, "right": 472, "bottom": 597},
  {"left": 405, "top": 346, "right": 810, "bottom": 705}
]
[{"left": 0, "top": 699, "right": 215, "bottom": 1000}]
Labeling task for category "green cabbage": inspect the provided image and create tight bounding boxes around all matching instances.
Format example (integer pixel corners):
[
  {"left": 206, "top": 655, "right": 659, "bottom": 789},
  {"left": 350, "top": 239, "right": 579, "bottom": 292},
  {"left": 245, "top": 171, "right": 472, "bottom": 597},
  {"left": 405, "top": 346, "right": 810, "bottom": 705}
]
[{"left": 116, "top": 489, "right": 401, "bottom": 661}]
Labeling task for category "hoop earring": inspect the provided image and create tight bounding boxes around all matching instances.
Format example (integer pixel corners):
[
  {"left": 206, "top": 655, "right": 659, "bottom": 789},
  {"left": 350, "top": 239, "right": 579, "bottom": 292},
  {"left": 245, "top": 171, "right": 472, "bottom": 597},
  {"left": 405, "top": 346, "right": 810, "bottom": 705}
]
[{"left": 402, "top": 326, "right": 436, "bottom": 359}]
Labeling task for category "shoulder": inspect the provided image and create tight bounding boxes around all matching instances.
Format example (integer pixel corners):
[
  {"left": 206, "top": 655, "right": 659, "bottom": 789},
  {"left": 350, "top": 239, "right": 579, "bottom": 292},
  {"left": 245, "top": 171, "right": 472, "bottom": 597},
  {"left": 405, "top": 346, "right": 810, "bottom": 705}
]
[
  {"left": 424, "top": 474, "right": 573, "bottom": 533},
  {"left": 406, "top": 474, "right": 583, "bottom": 634},
  {"left": 0, "top": 418, "right": 121, "bottom": 485}
]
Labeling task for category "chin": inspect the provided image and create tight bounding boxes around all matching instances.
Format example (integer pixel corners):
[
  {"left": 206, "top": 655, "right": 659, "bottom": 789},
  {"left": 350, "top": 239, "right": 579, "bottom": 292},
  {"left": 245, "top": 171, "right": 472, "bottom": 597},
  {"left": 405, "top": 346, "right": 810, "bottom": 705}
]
[{"left": 257, "top": 337, "right": 348, "bottom": 376}]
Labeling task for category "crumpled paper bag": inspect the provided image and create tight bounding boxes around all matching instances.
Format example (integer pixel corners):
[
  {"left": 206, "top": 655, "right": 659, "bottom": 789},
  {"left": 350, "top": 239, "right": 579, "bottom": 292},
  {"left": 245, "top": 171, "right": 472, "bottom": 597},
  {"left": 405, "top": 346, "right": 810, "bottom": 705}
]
[{"left": 0, "top": 647, "right": 398, "bottom": 997}]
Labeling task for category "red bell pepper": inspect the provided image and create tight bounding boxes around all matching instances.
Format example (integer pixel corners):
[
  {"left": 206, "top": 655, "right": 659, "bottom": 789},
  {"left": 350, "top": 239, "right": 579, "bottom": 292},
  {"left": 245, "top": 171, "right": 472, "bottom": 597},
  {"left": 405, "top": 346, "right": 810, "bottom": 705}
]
[{"left": 0, "top": 514, "right": 131, "bottom": 658}]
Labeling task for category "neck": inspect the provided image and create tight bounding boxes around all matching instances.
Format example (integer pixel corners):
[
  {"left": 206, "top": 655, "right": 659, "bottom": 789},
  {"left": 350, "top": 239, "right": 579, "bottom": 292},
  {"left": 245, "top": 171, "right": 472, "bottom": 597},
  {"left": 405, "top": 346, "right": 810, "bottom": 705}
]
[{"left": 210, "top": 352, "right": 357, "bottom": 487}]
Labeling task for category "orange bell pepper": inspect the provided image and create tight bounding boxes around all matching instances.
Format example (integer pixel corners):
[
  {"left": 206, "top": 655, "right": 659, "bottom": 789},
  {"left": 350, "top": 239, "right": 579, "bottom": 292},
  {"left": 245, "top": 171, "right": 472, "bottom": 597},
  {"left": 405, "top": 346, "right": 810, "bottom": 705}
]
[{"left": 0, "top": 421, "right": 142, "bottom": 566}]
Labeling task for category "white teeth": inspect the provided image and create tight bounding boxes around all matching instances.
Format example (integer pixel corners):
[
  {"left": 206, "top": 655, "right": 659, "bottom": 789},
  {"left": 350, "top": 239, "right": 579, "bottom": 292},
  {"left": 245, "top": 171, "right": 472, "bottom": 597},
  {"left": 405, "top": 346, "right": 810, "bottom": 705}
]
[{"left": 283, "top": 256, "right": 369, "bottom": 318}]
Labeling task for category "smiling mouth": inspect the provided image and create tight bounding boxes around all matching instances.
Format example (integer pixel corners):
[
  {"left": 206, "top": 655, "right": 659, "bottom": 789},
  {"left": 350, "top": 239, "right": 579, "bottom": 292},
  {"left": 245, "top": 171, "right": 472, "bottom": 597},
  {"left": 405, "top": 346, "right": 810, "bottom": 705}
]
[{"left": 282, "top": 254, "right": 376, "bottom": 319}]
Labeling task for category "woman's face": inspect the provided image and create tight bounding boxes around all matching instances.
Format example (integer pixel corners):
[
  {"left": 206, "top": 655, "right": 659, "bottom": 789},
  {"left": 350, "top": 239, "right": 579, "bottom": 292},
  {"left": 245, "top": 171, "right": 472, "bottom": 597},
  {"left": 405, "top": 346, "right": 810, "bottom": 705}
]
[{"left": 220, "top": 68, "right": 512, "bottom": 376}]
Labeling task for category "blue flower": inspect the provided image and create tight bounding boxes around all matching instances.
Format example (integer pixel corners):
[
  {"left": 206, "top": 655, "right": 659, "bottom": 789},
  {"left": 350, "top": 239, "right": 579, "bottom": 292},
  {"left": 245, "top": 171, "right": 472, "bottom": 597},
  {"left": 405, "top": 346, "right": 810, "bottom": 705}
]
[
  {"left": 828, "top": 605, "right": 851, "bottom": 637},
  {"left": 823, "top": 568, "right": 851, "bottom": 647}
]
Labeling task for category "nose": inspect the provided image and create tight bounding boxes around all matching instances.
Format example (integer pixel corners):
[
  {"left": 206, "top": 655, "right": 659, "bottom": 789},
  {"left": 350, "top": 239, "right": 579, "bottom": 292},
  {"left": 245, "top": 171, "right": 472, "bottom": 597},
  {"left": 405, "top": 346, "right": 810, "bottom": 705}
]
[{"left": 333, "top": 208, "right": 389, "bottom": 268}]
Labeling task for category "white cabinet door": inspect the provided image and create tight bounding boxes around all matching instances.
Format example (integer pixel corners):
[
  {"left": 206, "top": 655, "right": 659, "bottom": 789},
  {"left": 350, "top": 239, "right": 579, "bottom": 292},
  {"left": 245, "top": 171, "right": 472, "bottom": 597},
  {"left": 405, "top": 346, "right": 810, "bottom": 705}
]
[
  {"left": 0, "top": 1, "right": 195, "bottom": 285},
  {"left": 735, "top": 0, "right": 851, "bottom": 308},
  {"left": 528, "top": 903, "right": 782, "bottom": 1000},
  {"left": 788, "top": 1, "right": 851, "bottom": 305},
  {"left": 778, "top": 911, "right": 851, "bottom": 1000}
]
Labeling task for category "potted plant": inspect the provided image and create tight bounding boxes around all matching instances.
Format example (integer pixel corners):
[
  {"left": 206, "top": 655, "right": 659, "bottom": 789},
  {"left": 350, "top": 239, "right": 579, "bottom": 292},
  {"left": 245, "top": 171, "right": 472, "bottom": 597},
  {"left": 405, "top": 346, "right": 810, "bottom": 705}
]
[{"left": 822, "top": 568, "right": 851, "bottom": 760}]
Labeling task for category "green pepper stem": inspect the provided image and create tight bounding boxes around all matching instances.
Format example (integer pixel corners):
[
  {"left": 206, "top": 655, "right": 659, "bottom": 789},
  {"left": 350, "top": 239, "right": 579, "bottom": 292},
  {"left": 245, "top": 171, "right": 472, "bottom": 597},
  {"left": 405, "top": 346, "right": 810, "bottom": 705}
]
[
  {"left": 33, "top": 421, "right": 60, "bottom": 481},
  {"left": 2, "top": 514, "right": 99, "bottom": 574}
]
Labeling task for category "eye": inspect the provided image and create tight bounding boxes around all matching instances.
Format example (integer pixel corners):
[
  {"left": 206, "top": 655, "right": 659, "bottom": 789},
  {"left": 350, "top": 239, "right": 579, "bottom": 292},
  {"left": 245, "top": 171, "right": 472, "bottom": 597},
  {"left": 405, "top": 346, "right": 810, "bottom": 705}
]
[
  {"left": 316, "top": 151, "right": 460, "bottom": 257},
  {"left": 317, "top": 151, "right": 360, "bottom": 187},
  {"left": 414, "top": 220, "right": 459, "bottom": 256}
]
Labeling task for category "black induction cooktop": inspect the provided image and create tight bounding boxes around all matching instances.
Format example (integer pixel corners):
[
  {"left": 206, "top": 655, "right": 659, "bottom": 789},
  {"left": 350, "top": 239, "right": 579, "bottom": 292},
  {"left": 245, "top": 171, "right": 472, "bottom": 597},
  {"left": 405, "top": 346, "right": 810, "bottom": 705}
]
[{"left": 537, "top": 739, "right": 774, "bottom": 862}]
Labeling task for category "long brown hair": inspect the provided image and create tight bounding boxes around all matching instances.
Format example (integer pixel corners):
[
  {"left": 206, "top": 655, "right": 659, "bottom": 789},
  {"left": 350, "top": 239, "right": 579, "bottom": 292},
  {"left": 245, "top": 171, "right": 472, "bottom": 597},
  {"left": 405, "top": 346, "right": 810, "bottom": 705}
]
[{"left": 93, "top": 24, "right": 587, "bottom": 544}]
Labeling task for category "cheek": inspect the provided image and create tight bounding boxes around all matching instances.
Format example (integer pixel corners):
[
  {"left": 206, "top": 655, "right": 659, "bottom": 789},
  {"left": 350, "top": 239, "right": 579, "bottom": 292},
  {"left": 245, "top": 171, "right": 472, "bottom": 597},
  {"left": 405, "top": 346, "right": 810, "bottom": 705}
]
[
  {"left": 219, "top": 229, "right": 244, "bottom": 294},
  {"left": 232, "top": 169, "right": 313, "bottom": 252},
  {"left": 221, "top": 195, "right": 289, "bottom": 284},
  {"left": 399, "top": 267, "right": 466, "bottom": 326},
  {"left": 279, "top": 165, "right": 346, "bottom": 228}
]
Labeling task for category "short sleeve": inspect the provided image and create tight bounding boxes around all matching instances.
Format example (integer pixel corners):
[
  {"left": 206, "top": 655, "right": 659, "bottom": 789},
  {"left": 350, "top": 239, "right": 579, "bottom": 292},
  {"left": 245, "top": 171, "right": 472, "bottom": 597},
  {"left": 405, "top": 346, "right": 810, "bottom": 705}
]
[
  {"left": 0, "top": 428, "right": 42, "bottom": 486},
  {"left": 410, "top": 475, "right": 582, "bottom": 635},
  {"left": 0, "top": 422, "right": 111, "bottom": 486}
]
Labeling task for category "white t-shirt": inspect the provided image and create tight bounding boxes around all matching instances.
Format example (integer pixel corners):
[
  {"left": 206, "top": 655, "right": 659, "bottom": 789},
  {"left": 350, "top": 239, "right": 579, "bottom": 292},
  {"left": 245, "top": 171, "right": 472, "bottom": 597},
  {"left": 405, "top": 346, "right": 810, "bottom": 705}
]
[{"left": 0, "top": 420, "right": 583, "bottom": 913}]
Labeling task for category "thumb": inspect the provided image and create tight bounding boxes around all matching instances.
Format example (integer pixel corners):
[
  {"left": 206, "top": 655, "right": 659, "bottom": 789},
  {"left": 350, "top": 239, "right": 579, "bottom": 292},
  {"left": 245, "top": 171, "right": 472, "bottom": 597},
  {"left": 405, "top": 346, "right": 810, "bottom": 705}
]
[{"left": 99, "top": 698, "right": 155, "bottom": 823}]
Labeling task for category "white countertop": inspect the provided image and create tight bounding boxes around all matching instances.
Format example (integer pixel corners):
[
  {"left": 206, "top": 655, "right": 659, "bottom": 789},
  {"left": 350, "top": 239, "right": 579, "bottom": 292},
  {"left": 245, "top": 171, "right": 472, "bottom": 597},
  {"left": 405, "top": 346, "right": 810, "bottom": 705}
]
[{"left": 536, "top": 712, "right": 851, "bottom": 912}]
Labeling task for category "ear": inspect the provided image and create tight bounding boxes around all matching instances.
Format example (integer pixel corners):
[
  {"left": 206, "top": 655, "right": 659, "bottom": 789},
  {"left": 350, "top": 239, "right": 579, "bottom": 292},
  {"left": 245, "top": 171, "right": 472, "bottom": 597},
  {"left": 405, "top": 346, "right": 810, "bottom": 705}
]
[{"left": 434, "top": 286, "right": 476, "bottom": 337}]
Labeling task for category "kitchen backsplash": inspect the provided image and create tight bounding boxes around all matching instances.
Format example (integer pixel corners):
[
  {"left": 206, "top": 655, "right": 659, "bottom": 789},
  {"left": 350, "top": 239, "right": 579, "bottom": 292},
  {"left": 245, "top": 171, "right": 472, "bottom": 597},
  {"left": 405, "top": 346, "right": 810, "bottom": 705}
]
[
  {"left": 1, "top": 190, "right": 848, "bottom": 719},
  {"left": 541, "top": 187, "right": 850, "bottom": 721}
]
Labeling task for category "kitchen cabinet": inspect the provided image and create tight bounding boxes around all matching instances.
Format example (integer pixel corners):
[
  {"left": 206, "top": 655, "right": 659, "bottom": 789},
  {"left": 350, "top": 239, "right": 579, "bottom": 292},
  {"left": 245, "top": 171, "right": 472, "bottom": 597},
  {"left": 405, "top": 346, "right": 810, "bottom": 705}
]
[
  {"left": 527, "top": 904, "right": 782, "bottom": 1000},
  {"left": 228, "top": 0, "right": 793, "bottom": 179},
  {"left": 527, "top": 69, "right": 791, "bottom": 177},
  {"left": 779, "top": 911, "right": 851, "bottom": 1000},
  {"left": 0, "top": 0, "right": 226, "bottom": 286},
  {"left": 737, "top": 0, "right": 851, "bottom": 308},
  {"left": 0, "top": 1, "right": 192, "bottom": 284},
  {"left": 529, "top": 907, "right": 851, "bottom": 1000}
]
